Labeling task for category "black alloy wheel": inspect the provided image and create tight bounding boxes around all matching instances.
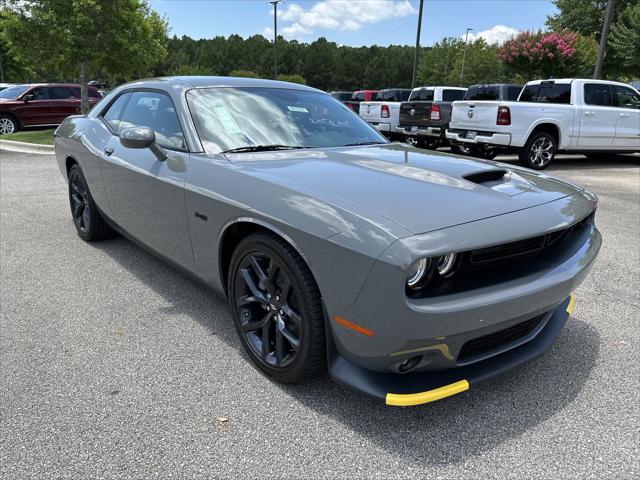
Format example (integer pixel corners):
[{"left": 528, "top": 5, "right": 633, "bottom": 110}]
[
  {"left": 70, "top": 169, "right": 90, "bottom": 234},
  {"left": 67, "top": 164, "right": 114, "bottom": 241},
  {"left": 229, "top": 232, "right": 325, "bottom": 383}
]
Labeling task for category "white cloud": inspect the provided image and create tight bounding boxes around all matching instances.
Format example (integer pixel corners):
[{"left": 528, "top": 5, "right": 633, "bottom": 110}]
[
  {"left": 465, "top": 25, "right": 519, "bottom": 45},
  {"left": 273, "top": 1, "right": 416, "bottom": 39}
]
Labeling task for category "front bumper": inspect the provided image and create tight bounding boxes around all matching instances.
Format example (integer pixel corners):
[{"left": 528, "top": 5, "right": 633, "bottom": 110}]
[
  {"left": 329, "top": 294, "right": 574, "bottom": 406},
  {"left": 446, "top": 129, "right": 511, "bottom": 146}
]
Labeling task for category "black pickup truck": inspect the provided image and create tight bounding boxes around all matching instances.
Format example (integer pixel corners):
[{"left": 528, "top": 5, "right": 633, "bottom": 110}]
[{"left": 398, "top": 86, "right": 467, "bottom": 150}]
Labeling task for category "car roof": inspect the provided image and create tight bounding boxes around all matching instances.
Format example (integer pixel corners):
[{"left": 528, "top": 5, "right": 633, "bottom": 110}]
[
  {"left": 118, "top": 76, "right": 323, "bottom": 94},
  {"left": 13, "top": 83, "right": 96, "bottom": 89}
]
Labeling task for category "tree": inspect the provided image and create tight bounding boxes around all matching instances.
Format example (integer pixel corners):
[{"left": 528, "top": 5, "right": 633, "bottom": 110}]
[
  {"left": 276, "top": 74, "right": 306, "bottom": 84},
  {"left": 498, "top": 30, "right": 597, "bottom": 79},
  {"left": 609, "top": 2, "right": 640, "bottom": 77},
  {"left": 5, "top": 0, "right": 167, "bottom": 112},
  {"left": 546, "top": 0, "right": 635, "bottom": 77}
]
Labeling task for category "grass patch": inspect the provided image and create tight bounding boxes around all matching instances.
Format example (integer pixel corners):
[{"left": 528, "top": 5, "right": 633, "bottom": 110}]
[{"left": 1, "top": 129, "right": 55, "bottom": 145}]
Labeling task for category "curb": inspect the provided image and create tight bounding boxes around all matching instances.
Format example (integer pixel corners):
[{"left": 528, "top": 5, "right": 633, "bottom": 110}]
[{"left": 0, "top": 139, "right": 55, "bottom": 155}]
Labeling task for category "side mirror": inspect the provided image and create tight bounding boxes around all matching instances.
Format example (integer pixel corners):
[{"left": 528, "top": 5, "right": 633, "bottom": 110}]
[
  {"left": 119, "top": 126, "right": 167, "bottom": 161},
  {"left": 23, "top": 94, "right": 35, "bottom": 102}
]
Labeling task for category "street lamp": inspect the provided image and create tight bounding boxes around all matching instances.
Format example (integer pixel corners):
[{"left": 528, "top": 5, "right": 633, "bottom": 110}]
[
  {"left": 460, "top": 27, "right": 473, "bottom": 86},
  {"left": 411, "top": 0, "right": 424, "bottom": 89},
  {"left": 268, "top": 1, "right": 284, "bottom": 79}
]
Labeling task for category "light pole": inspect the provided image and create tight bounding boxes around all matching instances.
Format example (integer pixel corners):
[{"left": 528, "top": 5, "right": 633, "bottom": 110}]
[
  {"left": 268, "top": 1, "right": 284, "bottom": 79},
  {"left": 460, "top": 27, "right": 473, "bottom": 86},
  {"left": 411, "top": 0, "right": 424, "bottom": 89},
  {"left": 594, "top": 0, "right": 615, "bottom": 79}
]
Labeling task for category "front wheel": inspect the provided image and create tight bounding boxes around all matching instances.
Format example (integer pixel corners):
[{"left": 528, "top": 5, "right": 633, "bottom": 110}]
[
  {"left": 0, "top": 115, "right": 18, "bottom": 135},
  {"left": 519, "top": 132, "right": 557, "bottom": 169},
  {"left": 228, "top": 232, "right": 326, "bottom": 383}
]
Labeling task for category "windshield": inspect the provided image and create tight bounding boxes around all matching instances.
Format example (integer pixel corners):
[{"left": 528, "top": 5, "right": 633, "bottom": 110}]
[
  {"left": 0, "top": 85, "right": 29, "bottom": 99},
  {"left": 187, "top": 87, "right": 387, "bottom": 154}
]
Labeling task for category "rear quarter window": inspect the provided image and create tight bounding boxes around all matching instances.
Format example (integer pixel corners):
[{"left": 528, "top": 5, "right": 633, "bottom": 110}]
[
  {"left": 443, "top": 90, "right": 465, "bottom": 102},
  {"left": 519, "top": 83, "right": 571, "bottom": 104}
]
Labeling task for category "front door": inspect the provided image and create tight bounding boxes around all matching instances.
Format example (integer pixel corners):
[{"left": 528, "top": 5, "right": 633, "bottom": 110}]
[
  {"left": 98, "top": 90, "right": 195, "bottom": 270},
  {"left": 577, "top": 83, "right": 617, "bottom": 148},
  {"left": 612, "top": 85, "right": 640, "bottom": 149},
  {"left": 15, "top": 87, "right": 53, "bottom": 126}
]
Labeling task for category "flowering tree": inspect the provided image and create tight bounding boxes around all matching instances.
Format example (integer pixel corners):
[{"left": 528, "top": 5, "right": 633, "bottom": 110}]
[{"left": 498, "top": 30, "right": 596, "bottom": 79}]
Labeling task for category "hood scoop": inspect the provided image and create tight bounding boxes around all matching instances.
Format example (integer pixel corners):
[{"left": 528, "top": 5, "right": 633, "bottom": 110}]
[{"left": 463, "top": 169, "right": 508, "bottom": 185}]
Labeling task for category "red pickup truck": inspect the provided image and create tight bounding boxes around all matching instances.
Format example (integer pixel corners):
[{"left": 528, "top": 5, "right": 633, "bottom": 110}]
[{"left": 0, "top": 83, "right": 101, "bottom": 135}]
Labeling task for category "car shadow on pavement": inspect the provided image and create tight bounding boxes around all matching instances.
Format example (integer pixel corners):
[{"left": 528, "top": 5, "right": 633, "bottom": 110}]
[
  {"left": 95, "top": 235, "right": 600, "bottom": 468},
  {"left": 495, "top": 153, "right": 640, "bottom": 171}
]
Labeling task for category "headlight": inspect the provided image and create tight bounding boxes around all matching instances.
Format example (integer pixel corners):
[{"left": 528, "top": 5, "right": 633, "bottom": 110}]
[
  {"left": 406, "top": 253, "right": 458, "bottom": 291},
  {"left": 436, "top": 253, "right": 457, "bottom": 277},
  {"left": 406, "top": 258, "right": 430, "bottom": 289}
]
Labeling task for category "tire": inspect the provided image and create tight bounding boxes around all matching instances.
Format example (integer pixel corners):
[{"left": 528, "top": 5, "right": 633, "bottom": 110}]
[
  {"left": 0, "top": 114, "right": 19, "bottom": 135},
  {"left": 228, "top": 231, "right": 326, "bottom": 383},
  {"left": 68, "top": 164, "right": 114, "bottom": 241},
  {"left": 519, "top": 132, "right": 557, "bottom": 170},
  {"left": 450, "top": 143, "right": 471, "bottom": 155},
  {"left": 469, "top": 144, "right": 498, "bottom": 160}
]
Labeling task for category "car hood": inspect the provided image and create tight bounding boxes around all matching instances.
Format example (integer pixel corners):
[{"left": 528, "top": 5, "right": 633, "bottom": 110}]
[{"left": 226, "top": 143, "right": 584, "bottom": 236}]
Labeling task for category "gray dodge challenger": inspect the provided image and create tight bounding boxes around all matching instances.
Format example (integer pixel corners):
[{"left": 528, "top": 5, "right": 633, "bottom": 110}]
[{"left": 54, "top": 77, "right": 601, "bottom": 406}]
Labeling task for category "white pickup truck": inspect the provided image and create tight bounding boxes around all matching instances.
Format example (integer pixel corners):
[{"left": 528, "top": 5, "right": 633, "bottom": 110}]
[
  {"left": 358, "top": 88, "right": 411, "bottom": 140},
  {"left": 446, "top": 79, "right": 640, "bottom": 169}
]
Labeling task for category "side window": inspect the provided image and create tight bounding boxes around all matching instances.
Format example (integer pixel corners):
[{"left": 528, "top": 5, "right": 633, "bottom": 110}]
[
  {"left": 507, "top": 86, "right": 523, "bottom": 101},
  {"left": 443, "top": 90, "right": 465, "bottom": 102},
  {"left": 30, "top": 88, "right": 50, "bottom": 100},
  {"left": 613, "top": 86, "right": 640, "bottom": 110},
  {"left": 49, "top": 87, "right": 75, "bottom": 100},
  {"left": 119, "top": 91, "right": 186, "bottom": 150},
  {"left": 584, "top": 83, "right": 613, "bottom": 106},
  {"left": 102, "top": 93, "right": 131, "bottom": 132}
]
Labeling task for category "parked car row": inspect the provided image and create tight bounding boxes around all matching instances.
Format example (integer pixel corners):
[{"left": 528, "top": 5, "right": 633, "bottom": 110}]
[
  {"left": 349, "top": 78, "right": 639, "bottom": 169},
  {"left": 0, "top": 83, "right": 102, "bottom": 135}
]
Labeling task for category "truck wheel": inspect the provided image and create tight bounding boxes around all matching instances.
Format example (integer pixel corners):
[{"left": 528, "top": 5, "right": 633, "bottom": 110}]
[
  {"left": 450, "top": 143, "right": 471, "bottom": 155},
  {"left": 519, "top": 132, "right": 556, "bottom": 170},
  {"left": 469, "top": 144, "right": 497, "bottom": 160}
]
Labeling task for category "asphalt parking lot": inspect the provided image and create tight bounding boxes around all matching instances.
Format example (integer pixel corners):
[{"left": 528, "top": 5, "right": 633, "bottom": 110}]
[{"left": 1, "top": 148, "right": 638, "bottom": 479}]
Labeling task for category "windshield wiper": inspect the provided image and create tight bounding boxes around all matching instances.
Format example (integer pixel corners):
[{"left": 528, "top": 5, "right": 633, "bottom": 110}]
[
  {"left": 342, "top": 141, "right": 387, "bottom": 147},
  {"left": 221, "top": 144, "right": 305, "bottom": 154}
]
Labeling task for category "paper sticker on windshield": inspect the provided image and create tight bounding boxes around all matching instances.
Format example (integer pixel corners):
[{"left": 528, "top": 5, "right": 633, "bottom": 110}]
[
  {"left": 287, "top": 106, "right": 308, "bottom": 113},
  {"left": 213, "top": 106, "right": 242, "bottom": 134}
]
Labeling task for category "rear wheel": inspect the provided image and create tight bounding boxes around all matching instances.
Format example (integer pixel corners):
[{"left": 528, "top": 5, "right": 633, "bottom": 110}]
[
  {"left": 0, "top": 115, "right": 18, "bottom": 135},
  {"left": 469, "top": 144, "right": 497, "bottom": 160},
  {"left": 228, "top": 232, "right": 326, "bottom": 383},
  {"left": 68, "top": 164, "right": 114, "bottom": 241},
  {"left": 519, "top": 132, "right": 557, "bottom": 170}
]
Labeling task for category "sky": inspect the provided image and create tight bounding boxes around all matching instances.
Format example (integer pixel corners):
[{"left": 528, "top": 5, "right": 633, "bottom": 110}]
[{"left": 149, "top": 0, "right": 558, "bottom": 47}]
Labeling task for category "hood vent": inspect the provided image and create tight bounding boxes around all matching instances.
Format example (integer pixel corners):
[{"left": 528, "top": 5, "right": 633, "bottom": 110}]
[{"left": 463, "top": 169, "right": 508, "bottom": 185}]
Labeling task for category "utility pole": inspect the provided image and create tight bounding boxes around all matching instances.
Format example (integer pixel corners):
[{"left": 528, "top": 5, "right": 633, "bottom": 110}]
[
  {"left": 594, "top": 0, "right": 615, "bottom": 79},
  {"left": 268, "top": 1, "right": 284, "bottom": 79},
  {"left": 411, "top": 0, "right": 424, "bottom": 89},
  {"left": 460, "top": 27, "right": 473, "bottom": 86}
]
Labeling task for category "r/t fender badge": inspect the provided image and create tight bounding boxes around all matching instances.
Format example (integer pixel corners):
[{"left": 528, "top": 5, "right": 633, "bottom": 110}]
[{"left": 194, "top": 211, "right": 208, "bottom": 221}]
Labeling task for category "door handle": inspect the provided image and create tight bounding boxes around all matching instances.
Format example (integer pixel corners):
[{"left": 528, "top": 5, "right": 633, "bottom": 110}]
[
  {"left": 104, "top": 145, "right": 114, "bottom": 156},
  {"left": 619, "top": 113, "right": 630, "bottom": 118},
  {"left": 584, "top": 111, "right": 595, "bottom": 116}
]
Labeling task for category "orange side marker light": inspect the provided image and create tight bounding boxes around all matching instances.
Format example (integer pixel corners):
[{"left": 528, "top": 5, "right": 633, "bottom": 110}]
[{"left": 334, "top": 316, "right": 374, "bottom": 337}]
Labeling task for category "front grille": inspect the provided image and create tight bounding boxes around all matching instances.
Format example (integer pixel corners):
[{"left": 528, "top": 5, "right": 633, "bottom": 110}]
[
  {"left": 467, "top": 213, "right": 594, "bottom": 266},
  {"left": 458, "top": 314, "right": 545, "bottom": 362}
]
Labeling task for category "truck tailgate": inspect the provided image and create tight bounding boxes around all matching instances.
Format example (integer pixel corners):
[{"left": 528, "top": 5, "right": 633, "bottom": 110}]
[
  {"left": 399, "top": 101, "right": 430, "bottom": 127},
  {"left": 359, "top": 102, "right": 383, "bottom": 123},
  {"left": 450, "top": 101, "right": 502, "bottom": 130}
]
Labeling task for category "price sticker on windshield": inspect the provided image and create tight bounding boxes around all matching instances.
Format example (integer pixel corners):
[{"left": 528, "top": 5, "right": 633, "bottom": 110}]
[{"left": 287, "top": 106, "right": 309, "bottom": 113}]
